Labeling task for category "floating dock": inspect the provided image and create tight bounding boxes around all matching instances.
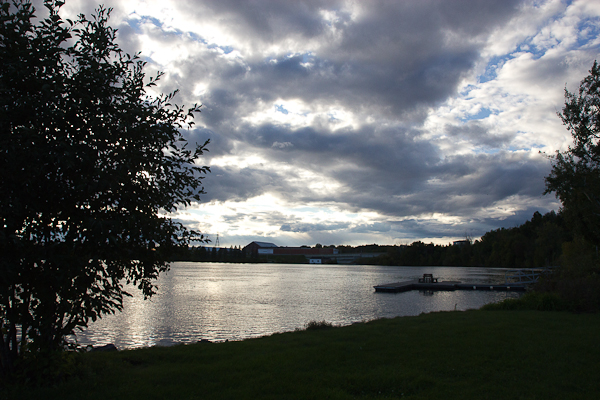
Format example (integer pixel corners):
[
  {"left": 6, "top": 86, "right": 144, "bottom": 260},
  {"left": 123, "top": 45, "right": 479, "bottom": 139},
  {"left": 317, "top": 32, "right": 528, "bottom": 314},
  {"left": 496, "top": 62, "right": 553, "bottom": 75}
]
[{"left": 373, "top": 280, "right": 527, "bottom": 293}]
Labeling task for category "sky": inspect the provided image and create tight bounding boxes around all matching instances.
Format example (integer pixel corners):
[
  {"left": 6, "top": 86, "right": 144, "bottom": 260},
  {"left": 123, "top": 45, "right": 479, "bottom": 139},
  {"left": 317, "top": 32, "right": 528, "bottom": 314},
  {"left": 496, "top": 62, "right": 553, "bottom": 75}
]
[{"left": 35, "top": 0, "right": 600, "bottom": 247}]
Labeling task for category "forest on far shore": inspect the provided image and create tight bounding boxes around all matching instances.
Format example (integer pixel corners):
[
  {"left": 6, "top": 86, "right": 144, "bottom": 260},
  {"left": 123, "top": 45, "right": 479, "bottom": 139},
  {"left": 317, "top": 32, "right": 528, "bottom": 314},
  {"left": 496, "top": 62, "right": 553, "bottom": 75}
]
[
  {"left": 375, "top": 211, "right": 567, "bottom": 268},
  {"left": 173, "top": 210, "right": 569, "bottom": 268}
]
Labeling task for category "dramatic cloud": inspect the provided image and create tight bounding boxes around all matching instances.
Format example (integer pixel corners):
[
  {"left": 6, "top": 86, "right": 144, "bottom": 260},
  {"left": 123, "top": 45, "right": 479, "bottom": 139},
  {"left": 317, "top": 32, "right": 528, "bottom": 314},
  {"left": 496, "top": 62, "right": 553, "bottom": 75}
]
[{"left": 37, "top": 0, "right": 600, "bottom": 246}]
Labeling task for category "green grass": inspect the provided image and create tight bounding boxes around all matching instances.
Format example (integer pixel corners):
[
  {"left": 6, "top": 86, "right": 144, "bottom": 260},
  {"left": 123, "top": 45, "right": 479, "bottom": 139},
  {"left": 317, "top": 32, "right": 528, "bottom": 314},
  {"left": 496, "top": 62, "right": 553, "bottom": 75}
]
[
  {"left": 481, "top": 291, "right": 570, "bottom": 311},
  {"left": 4, "top": 310, "right": 600, "bottom": 399}
]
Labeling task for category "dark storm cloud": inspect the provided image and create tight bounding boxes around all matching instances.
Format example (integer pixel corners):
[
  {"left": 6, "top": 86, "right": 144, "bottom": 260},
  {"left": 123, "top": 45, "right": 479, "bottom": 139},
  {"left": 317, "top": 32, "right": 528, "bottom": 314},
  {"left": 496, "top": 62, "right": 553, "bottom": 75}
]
[
  {"left": 236, "top": 50, "right": 478, "bottom": 117},
  {"left": 347, "top": 202, "right": 557, "bottom": 243},
  {"left": 182, "top": 0, "right": 336, "bottom": 42},
  {"left": 217, "top": 211, "right": 304, "bottom": 235},
  {"left": 428, "top": 152, "right": 550, "bottom": 201},
  {"left": 247, "top": 121, "right": 550, "bottom": 218},
  {"left": 445, "top": 122, "right": 514, "bottom": 148},
  {"left": 251, "top": 123, "right": 439, "bottom": 174},
  {"left": 349, "top": 222, "right": 393, "bottom": 234},
  {"left": 188, "top": 127, "right": 232, "bottom": 162},
  {"left": 236, "top": 122, "right": 443, "bottom": 206},
  {"left": 281, "top": 222, "right": 350, "bottom": 233},
  {"left": 346, "top": 151, "right": 552, "bottom": 218},
  {"left": 367, "top": 219, "right": 460, "bottom": 240},
  {"left": 201, "top": 165, "right": 292, "bottom": 203}
]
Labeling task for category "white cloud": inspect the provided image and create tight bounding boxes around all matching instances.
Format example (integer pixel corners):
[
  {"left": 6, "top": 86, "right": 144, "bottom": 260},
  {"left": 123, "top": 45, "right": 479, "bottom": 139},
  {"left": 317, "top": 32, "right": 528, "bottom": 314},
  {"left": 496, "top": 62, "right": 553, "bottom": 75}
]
[{"left": 43, "top": 0, "right": 600, "bottom": 246}]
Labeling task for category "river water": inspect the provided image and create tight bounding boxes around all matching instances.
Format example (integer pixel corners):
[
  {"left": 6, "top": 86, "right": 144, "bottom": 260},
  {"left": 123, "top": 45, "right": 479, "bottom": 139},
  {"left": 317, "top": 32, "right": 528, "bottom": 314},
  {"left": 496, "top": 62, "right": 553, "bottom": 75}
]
[{"left": 73, "top": 262, "right": 521, "bottom": 349}]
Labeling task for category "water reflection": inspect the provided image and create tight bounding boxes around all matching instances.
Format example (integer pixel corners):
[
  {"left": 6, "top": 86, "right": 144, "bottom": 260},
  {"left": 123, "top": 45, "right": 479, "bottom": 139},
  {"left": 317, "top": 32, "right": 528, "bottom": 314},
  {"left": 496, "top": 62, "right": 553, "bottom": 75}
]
[{"left": 73, "top": 263, "right": 521, "bottom": 349}]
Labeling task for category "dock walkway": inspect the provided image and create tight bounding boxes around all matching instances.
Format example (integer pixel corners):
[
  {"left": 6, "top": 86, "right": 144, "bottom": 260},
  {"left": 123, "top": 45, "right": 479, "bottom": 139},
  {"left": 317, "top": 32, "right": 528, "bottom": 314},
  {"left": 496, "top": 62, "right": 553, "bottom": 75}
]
[{"left": 374, "top": 280, "right": 526, "bottom": 293}]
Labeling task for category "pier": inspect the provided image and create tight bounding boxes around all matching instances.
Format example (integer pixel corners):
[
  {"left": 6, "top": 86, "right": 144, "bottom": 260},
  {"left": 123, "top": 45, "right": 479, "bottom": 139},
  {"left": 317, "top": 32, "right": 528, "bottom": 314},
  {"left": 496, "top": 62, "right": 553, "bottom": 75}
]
[{"left": 374, "top": 274, "right": 527, "bottom": 293}]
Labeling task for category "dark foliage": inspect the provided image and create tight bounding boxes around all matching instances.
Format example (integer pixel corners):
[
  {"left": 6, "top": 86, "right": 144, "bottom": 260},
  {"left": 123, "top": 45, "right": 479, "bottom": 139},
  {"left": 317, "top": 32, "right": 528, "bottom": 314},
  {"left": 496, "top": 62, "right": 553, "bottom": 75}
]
[
  {"left": 488, "top": 61, "right": 600, "bottom": 313},
  {"left": 538, "top": 61, "right": 600, "bottom": 312},
  {"left": 545, "top": 61, "right": 600, "bottom": 244},
  {"left": 303, "top": 320, "right": 334, "bottom": 330},
  {"left": 171, "top": 246, "right": 248, "bottom": 263},
  {"left": 0, "top": 0, "right": 209, "bottom": 378},
  {"left": 374, "top": 211, "right": 568, "bottom": 268}
]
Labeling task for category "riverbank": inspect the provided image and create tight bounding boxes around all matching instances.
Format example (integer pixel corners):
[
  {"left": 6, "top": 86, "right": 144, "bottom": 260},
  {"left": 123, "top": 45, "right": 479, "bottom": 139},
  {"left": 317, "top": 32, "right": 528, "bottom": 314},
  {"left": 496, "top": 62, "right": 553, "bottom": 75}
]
[{"left": 6, "top": 309, "right": 599, "bottom": 399}]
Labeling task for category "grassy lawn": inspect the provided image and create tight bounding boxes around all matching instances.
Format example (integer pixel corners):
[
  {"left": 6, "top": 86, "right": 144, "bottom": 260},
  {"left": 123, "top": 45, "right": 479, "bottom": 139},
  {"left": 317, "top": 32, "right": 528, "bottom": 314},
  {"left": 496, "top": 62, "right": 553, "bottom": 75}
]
[{"left": 4, "top": 310, "right": 599, "bottom": 399}]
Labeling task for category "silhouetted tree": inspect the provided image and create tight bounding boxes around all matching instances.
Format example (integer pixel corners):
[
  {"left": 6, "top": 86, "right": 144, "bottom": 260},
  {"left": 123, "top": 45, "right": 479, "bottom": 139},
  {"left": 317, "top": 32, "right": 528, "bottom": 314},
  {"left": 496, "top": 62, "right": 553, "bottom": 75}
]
[
  {"left": 545, "top": 61, "right": 600, "bottom": 244},
  {"left": 0, "top": 1, "right": 209, "bottom": 377}
]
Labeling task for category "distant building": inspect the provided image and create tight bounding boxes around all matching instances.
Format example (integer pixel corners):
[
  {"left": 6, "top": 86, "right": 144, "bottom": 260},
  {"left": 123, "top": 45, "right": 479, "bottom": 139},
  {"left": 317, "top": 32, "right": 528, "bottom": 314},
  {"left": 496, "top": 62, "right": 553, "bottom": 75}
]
[
  {"left": 242, "top": 241, "right": 339, "bottom": 257},
  {"left": 452, "top": 240, "right": 470, "bottom": 246},
  {"left": 242, "top": 241, "right": 388, "bottom": 264},
  {"left": 243, "top": 241, "right": 278, "bottom": 255}
]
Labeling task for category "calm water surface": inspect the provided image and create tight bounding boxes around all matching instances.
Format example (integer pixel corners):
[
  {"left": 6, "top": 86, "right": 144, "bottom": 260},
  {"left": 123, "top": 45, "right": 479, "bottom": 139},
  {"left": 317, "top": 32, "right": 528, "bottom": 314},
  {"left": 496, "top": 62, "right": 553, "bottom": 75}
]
[{"left": 74, "top": 263, "right": 521, "bottom": 349}]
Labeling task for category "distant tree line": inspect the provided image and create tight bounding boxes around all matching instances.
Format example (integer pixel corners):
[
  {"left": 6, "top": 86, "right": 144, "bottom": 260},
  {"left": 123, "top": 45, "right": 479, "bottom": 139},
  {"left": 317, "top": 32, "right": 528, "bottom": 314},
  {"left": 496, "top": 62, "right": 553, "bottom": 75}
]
[
  {"left": 373, "top": 211, "right": 569, "bottom": 268},
  {"left": 171, "top": 246, "right": 249, "bottom": 263}
]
